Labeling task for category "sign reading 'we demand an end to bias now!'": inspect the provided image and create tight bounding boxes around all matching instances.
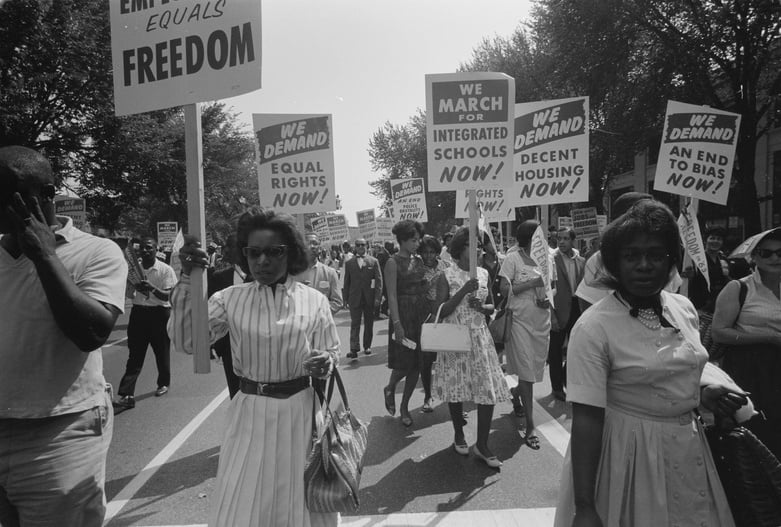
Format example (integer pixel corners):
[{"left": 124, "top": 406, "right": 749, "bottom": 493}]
[{"left": 110, "top": 0, "right": 262, "bottom": 115}]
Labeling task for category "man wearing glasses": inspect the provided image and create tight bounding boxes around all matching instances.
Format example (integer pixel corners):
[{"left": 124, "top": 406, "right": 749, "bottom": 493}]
[
  {"left": 293, "top": 233, "right": 343, "bottom": 315},
  {"left": 342, "top": 238, "right": 383, "bottom": 360}
]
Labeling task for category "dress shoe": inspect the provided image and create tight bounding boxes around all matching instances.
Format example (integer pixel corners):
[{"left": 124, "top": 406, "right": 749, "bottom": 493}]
[
  {"left": 552, "top": 390, "right": 566, "bottom": 402},
  {"left": 363, "top": 348, "right": 372, "bottom": 355},
  {"left": 347, "top": 351, "right": 358, "bottom": 360},
  {"left": 453, "top": 442, "right": 469, "bottom": 456},
  {"left": 113, "top": 395, "right": 135, "bottom": 409},
  {"left": 471, "top": 445, "right": 502, "bottom": 468},
  {"left": 155, "top": 386, "right": 169, "bottom": 397}
]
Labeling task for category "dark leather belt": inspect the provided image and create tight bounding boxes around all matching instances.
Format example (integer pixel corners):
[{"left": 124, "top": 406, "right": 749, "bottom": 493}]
[{"left": 239, "top": 376, "right": 310, "bottom": 399}]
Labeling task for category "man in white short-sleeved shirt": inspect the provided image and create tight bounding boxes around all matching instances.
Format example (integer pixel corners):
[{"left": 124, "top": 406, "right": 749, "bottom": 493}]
[{"left": 0, "top": 146, "right": 127, "bottom": 526}]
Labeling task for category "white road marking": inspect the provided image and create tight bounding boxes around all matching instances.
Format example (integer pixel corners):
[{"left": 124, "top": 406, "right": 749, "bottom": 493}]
[
  {"left": 104, "top": 388, "right": 229, "bottom": 525},
  {"left": 504, "top": 374, "right": 571, "bottom": 457},
  {"left": 135, "top": 507, "right": 556, "bottom": 526},
  {"left": 105, "top": 335, "right": 128, "bottom": 348}
]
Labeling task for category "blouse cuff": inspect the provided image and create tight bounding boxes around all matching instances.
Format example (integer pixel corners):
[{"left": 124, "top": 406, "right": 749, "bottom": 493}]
[{"left": 567, "top": 384, "right": 607, "bottom": 408}]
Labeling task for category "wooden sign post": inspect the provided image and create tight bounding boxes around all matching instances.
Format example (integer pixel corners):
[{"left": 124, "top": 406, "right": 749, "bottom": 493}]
[{"left": 468, "top": 190, "right": 478, "bottom": 278}]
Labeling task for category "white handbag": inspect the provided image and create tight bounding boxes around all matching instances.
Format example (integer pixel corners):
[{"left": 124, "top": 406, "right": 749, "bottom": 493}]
[{"left": 419, "top": 304, "right": 472, "bottom": 353}]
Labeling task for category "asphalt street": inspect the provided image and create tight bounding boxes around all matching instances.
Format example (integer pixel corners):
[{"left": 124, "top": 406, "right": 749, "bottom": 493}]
[{"left": 101, "top": 297, "right": 573, "bottom": 526}]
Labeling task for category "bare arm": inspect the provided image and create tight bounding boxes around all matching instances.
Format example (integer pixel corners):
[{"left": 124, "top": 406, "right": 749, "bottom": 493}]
[
  {"left": 571, "top": 402, "right": 605, "bottom": 526},
  {"left": 712, "top": 280, "right": 780, "bottom": 346},
  {"left": 437, "top": 273, "right": 477, "bottom": 319},
  {"left": 373, "top": 258, "right": 383, "bottom": 304},
  {"left": 384, "top": 258, "right": 404, "bottom": 341}
]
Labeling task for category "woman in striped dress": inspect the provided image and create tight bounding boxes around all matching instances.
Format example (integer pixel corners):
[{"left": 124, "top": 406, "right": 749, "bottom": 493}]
[{"left": 169, "top": 209, "right": 340, "bottom": 527}]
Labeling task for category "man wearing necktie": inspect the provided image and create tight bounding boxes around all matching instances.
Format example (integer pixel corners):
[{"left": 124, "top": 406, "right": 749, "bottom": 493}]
[{"left": 342, "top": 238, "right": 383, "bottom": 360}]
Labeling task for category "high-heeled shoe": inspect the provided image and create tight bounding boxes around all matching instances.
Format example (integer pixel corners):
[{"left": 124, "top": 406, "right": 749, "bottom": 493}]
[
  {"left": 453, "top": 442, "right": 469, "bottom": 456},
  {"left": 383, "top": 386, "right": 396, "bottom": 416},
  {"left": 400, "top": 412, "right": 413, "bottom": 427},
  {"left": 471, "top": 444, "right": 502, "bottom": 468}
]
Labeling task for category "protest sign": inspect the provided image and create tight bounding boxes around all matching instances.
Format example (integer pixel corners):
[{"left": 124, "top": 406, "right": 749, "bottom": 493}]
[
  {"left": 327, "top": 214, "right": 349, "bottom": 246},
  {"left": 654, "top": 101, "right": 740, "bottom": 205},
  {"left": 596, "top": 215, "right": 607, "bottom": 233},
  {"left": 511, "top": 97, "right": 589, "bottom": 206},
  {"left": 157, "top": 221, "right": 179, "bottom": 251},
  {"left": 348, "top": 226, "right": 361, "bottom": 242},
  {"left": 311, "top": 216, "right": 331, "bottom": 245},
  {"left": 678, "top": 200, "right": 710, "bottom": 291},
  {"left": 254, "top": 114, "right": 336, "bottom": 214},
  {"left": 571, "top": 207, "right": 599, "bottom": 239},
  {"left": 357, "top": 209, "right": 376, "bottom": 240},
  {"left": 425, "top": 72, "right": 515, "bottom": 191},
  {"left": 558, "top": 216, "right": 572, "bottom": 231},
  {"left": 455, "top": 188, "right": 514, "bottom": 221},
  {"left": 54, "top": 197, "right": 87, "bottom": 230},
  {"left": 391, "top": 178, "right": 428, "bottom": 222},
  {"left": 375, "top": 217, "right": 395, "bottom": 243},
  {"left": 109, "top": 0, "right": 262, "bottom": 116},
  {"left": 529, "top": 225, "right": 554, "bottom": 305}
]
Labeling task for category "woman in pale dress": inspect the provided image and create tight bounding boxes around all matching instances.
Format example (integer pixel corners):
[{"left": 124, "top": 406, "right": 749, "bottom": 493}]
[
  {"left": 170, "top": 208, "right": 340, "bottom": 527},
  {"left": 432, "top": 227, "right": 510, "bottom": 468},
  {"left": 418, "top": 234, "right": 448, "bottom": 412},
  {"left": 555, "top": 200, "right": 748, "bottom": 527},
  {"left": 499, "top": 220, "right": 551, "bottom": 450}
]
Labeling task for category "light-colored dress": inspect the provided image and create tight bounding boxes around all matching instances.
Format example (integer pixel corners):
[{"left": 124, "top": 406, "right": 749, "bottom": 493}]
[
  {"left": 499, "top": 248, "right": 551, "bottom": 382},
  {"left": 433, "top": 265, "right": 510, "bottom": 405},
  {"left": 554, "top": 291, "right": 735, "bottom": 527},
  {"left": 169, "top": 276, "right": 340, "bottom": 527}
]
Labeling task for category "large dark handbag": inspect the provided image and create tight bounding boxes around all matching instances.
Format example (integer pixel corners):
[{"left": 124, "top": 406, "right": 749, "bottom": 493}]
[
  {"left": 704, "top": 422, "right": 781, "bottom": 526},
  {"left": 489, "top": 297, "right": 512, "bottom": 346},
  {"left": 304, "top": 369, "right": 368, "bottom": 513}
]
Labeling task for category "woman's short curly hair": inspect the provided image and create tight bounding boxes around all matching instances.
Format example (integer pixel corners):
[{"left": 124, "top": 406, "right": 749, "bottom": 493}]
[
  {"left": 392, "top": 219, "right": 424, "bottom": 243},
  {"left": 448, "top": 226, "right": 473, "bottom": 260},
  {"left": 418, "top": 234, "right": 442, "bottom": 255},
  {"left": 515, "top": 220, "right": 539, "bottom": 249},
  {"left": 235, "top": 207, "right": 309, "bottom": 276},
  {"left": 600, "top": 199, "right": 680, "bottom": 287}
]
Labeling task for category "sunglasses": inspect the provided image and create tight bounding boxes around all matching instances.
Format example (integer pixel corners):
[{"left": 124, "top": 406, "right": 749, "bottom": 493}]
[
  {"left": 242, "top": 245, "right": 288, "bottom": 259},
  {"left": 756, "top": 248, "right": 781, "bottom": 259}
]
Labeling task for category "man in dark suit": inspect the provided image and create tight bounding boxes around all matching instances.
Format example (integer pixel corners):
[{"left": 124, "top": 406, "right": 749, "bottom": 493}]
[
  {"left": 207, "top": 234, "right": 246, "bottom": 399},
  {"left": 549, "top": 227, "right": 585, "bottom": 401},
  {"left": 342, "top": 238, "right": 382, "bottom": 360}
]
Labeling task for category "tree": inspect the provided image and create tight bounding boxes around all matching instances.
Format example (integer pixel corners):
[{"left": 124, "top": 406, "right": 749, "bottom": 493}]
[{"left": 368, "top": 110, "right": 456, "bottom": 236}]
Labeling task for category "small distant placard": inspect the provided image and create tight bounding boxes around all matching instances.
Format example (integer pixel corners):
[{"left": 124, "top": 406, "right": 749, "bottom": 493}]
[
  {"left": 391, "top": 178, "right": 428, "bottom": 222},
  {"left": 54, "top": 197, "right": 87, "bottom": 230},
  {"left": 157, "top": 221, "right": 178, "bottom": 251},
  {"left": 571, "top": 207, "right": 599, "bottom": 239}
]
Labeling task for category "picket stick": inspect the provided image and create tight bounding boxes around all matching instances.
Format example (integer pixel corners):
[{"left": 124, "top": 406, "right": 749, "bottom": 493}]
[
  {"left": 184, "top": 103, "right": 210, "bottom": 374},
  {"left": 541, "top": 205, "right": 549, "bottom": 239},
  {"left": 468, "top": 190, "right": 477, "bottom": 279}
]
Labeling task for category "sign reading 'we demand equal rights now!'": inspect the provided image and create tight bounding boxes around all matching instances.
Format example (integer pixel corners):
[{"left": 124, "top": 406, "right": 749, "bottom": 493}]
[
  {"left": 253, "top": 114, "right": 337, "bottom": 214},
  {"left": 109, "top": 0, "right": 262, "bottom": 116}
]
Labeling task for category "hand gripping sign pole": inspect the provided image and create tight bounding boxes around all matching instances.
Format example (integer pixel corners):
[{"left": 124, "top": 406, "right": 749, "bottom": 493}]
[{"left": 185, "top": 103, "right": 211, "bottom": 374}]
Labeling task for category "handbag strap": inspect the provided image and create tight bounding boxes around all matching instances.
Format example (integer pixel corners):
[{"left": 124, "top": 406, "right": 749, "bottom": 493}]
[{"left": 433, "top": 302, "right": 445, "bottom": 324}]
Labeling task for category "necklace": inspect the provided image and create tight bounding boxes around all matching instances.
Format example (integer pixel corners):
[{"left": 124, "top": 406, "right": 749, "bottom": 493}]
[{"left": 635, "top": 308, "right": 661, "bottom": 330}]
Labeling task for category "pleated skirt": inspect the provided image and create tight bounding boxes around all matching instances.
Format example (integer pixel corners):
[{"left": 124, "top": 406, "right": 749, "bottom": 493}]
[
  {"left": 208, "top": 387, "right": 339, "bottom": 527},
  {"left": 554, "top": 407, "right": 735, "bottom": 527}
]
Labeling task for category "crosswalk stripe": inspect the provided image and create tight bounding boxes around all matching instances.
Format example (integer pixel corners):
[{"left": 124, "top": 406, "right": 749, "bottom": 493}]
[{"left": 503, "top": 374, "right": 571, "bottom": 456}]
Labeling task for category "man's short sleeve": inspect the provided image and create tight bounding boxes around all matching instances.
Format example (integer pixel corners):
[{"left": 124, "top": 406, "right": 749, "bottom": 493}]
[
  {"left": 162, "top": 263, "right": 178, "bottom": 290},
  {"left": 566, "top": 318, "right": 610, "bottom": 408},
  {"left": 77, "top": 240, "right": 128, "bottom": 313}
]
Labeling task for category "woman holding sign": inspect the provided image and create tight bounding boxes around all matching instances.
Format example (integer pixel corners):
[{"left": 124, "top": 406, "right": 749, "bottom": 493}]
[
  {"left": 383, "top": 219, "right": 427, "bottom": 427},
  {"left": 169, "top": 208, "right": 340, "bottom": 527},
  {"left": 499, "top": 220, "right": 551, "bottom": 450}
]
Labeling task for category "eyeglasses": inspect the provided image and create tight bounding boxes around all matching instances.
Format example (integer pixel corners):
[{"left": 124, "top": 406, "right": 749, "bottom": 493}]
[
  {"left": 619, "top": 249, "right": 669, "bottom": 264},
  {"left": 756, "top": 248, "right": 781, "bottom": 258},
  {"left": 242, "top": 245, "right": 288, "bottom": 259}
]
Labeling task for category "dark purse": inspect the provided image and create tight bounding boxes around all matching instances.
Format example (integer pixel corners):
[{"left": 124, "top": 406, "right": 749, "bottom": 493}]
[
  {"left": 704, "top": 421, "right": 781, "bottom": 526},
  {"left": 304, "top": 369, "right": 368, "bottom": 513}
]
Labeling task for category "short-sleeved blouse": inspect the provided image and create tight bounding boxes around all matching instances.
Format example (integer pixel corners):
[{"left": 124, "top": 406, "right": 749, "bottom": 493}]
[{"left": 734, "top": 269, "right": 781, "bottom": 335}]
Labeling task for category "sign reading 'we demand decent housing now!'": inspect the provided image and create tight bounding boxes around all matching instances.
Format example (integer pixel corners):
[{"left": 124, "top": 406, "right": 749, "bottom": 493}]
[{"left": 110, "top": 0, "right": 262, "bottom": 116}]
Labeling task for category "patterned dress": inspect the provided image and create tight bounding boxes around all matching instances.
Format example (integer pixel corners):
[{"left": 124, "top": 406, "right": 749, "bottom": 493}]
[
  {"left": 433, "top": 265, "right": 510, "bottom": 405},
  {"left": 421, "top": 259, "right": 449, "bottom": 362},
  {"left": 387, "top": 254, "right": 428, "bottom": 372}
]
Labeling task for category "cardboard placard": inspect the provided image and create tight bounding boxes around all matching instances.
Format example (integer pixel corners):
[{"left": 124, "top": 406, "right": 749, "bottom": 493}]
[
  {"left": 253, "top": 114, "right": 336, "bottom": 213},
  {"left": 654, "top": 101, "right": 740, "bottom": 205},
  {"left": 391, "top": 178, "right": 428, "bottom": 222},
  {"left": 375, "top": 217, "right": 395, "bottom": 243},
  {"left": 326, "top": 214, "right": 349, "bottom": 246},
  {"left": 54, "top": 197, "right": 87, "bottom": 230},
  {"left": 571, "top": 207, "right": 599, "bottom": 239},
  {"left": 157, "top": 221, "right": 178, "bottom": 251},
  {"left": 455, "top": 188, "right": 514, "bottom": 221},
  {"left": 109, "top": 0, "right": 262, "bottom": 116},
  {"left": 511, "top": 97, "right": 589, "bottom": 206},
  {"left": 357, "top": 209, "right": 376, "bottom": 240},
  {"left": 425, "top": 72, "right": 515, "bottom": 191}
]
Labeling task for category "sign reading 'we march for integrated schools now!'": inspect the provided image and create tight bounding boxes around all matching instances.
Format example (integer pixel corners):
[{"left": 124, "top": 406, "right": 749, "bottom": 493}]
[
  {"left": 654, "top": 101, "right": 741, "bottom": 205},
  {"left": 512, "top": 96, "right": 589, "bottom": 206},
  {"left": 426, "top": 72, "right": 515, "bottom": 191},
  {"left": 109, "top": 0, "right": 262, "bottom": 116},
  {"left": 253, "top": 114, "right": 336, "bottom": 214},
  {"left": 356, "top": 209, "right": 376, "bottom": 240},
  {"left": 391, "top": 178, "right": 428, "bottom": 222}
]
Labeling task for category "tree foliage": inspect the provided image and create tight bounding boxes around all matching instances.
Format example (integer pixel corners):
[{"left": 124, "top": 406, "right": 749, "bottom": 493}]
[
  {"left": 368, "top": 110, "right": 456, "bottom": 236},
  {"left": 0, "top": 1, "right": 259, "bottom": 241}
]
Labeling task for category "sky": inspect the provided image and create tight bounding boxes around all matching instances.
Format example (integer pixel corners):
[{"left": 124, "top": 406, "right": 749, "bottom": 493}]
[{"left": 223, "top": 0, "right": 533, "bottom": 224}]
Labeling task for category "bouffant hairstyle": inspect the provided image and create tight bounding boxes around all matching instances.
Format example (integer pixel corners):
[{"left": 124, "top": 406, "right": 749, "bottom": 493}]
[
  {"left": 418, "top": 234, "right": 442, "bottom": 255},
  {"left": 448, "top": 226, "right": 473, "bottom": 260},
  {"left": 392, "top": 219, "right": 424, "bottom": 243},
  {"left": 515, "top": 220, "right": 540, "bottom": 249},
  {"left": 600, "top": 200, "right": 680, "bottom": 288},
  {"left": 235, "top": 207, "right": 309, "bottom": 275}
]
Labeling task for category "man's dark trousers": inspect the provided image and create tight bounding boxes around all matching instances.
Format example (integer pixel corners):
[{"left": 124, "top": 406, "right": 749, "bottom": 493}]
[
  {"left": 119, "top": 306, "right": 171, "bottom": 395},
  {"left": 548, "top": 298, "right": 580, "bottom": 392},
  {"left": 350, "top": 301, "right": 375, "bottom": 352}
]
